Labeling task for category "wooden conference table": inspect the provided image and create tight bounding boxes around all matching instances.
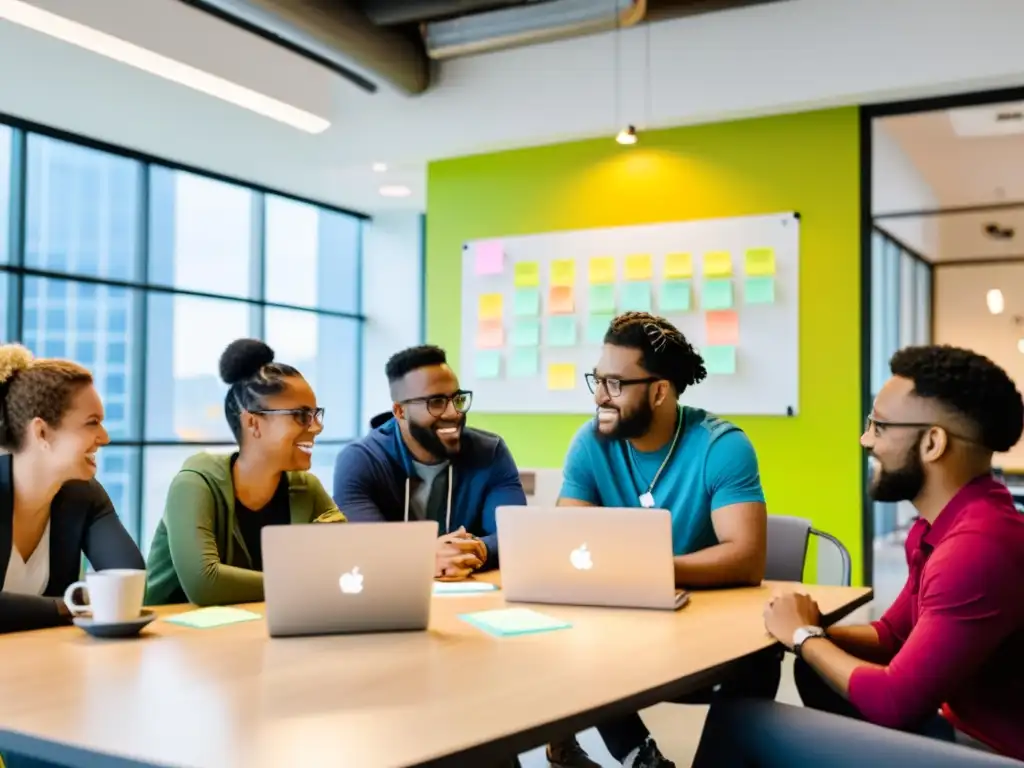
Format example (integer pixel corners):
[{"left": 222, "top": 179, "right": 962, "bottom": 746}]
[{"left": 0, "top": 573, "right": 871, "bottom": 768}]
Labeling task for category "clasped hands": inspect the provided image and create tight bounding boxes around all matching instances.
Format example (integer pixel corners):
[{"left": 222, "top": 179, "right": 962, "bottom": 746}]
[
  {"left": 763, "top": 590, "right": 822, "bottom": 649},
  {"left": 435, "top": 526, "right": 487, "bottom": 581}
]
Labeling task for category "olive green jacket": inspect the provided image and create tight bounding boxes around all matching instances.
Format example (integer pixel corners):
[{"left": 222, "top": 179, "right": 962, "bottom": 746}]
[{"left": 144, "top": 452, "right": 344, "bottom": 607}]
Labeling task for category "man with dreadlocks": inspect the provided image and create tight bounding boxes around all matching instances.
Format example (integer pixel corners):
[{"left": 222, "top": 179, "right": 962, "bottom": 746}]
[{"left": 544, "top": 312, "right": 778, "bottom": 768}]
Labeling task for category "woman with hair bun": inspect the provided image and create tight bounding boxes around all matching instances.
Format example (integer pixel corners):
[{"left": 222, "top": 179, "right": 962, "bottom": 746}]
[
  {"left": 145, "top": 339, "right": 344, "bottom": 606},
  {"left": 0, "top": 344, "right": 144, "bottom": 634}
]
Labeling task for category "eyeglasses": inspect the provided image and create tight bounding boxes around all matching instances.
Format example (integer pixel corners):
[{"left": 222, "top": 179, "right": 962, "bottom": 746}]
[
  {"left": 585, "top": 373, "right": 660, "bottom": 398},
  {"left": 250, "top": 407, "right": 325, "bottom": 428},
  {"left": 865, "top": 415, "right": 975, "bottom": 443},
  {"left": 399, "top": 390, "right": 473, "bottom": 418}
]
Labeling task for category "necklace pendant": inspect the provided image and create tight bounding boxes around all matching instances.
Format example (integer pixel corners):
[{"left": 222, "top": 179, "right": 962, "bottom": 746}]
[{"left": 639, "top": 492, "right": 655, "bottom": 509}]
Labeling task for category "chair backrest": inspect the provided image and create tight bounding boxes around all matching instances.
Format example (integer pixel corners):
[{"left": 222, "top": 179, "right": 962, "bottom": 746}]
[{"left": 766, "top": 515, "right": 852, "bottom": 586}]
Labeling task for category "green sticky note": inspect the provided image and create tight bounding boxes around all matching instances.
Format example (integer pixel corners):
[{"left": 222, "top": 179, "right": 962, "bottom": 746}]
[
  {"left": 704, "top": 345, "right": 737, "bottom": 375},
  {"left": 621, "top": 281, "right": 651, "bottom": 312},
  {"left": 164, "top": 607, "right": 262, "bottom": 629},
  {"left": 511, "top": 318, "right": 540, "bottom": 347},
  {"left": 548, "top": 315, "right": 577, "bottom": 346},
  {"left": 587, "top": 312, "right": 614, "bottom": 344},
  {"left": 703, "top": 279, "right": 734, "bottom": 310},
  {"left": 745, "top": 276, "right": 775, "bottom": 304},
  {"left": 459, "top": 607, "right": 572, "bottom": 637},
  {"left": 509, "top": 348, "right": 538, "bottom": 377},
  {"left": 660, "top": 280, "right": 691, "bottom": 312},
  {"left": 475, "top": 350, "right": 502, "bottom": 378},
  {"left": 513, "top": 288, "right": 540, "bottom": 316},
  {"left": 588, "top": 284, "right": 616, "bottom": 313}
]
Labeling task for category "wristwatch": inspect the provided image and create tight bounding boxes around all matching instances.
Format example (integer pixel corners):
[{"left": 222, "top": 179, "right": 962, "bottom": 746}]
[{"left": 791, "top": 625, "right": 826, "bottom": 657}]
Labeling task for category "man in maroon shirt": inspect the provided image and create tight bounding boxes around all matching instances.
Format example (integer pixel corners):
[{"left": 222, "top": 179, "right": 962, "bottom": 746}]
[{"left": 692, "top": 345, "right": 1024, "bottom": 765}]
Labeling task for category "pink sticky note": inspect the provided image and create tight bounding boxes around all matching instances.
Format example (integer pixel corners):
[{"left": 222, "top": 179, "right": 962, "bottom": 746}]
[
  {"left": 476, "top": 318, "right": 504, "bottom": 349},
  {"left": 705, "top": 310, "right": 739, "bottom": 346},
  {"left": 475, "top": 241, "right": 504, "bottom": 275}
]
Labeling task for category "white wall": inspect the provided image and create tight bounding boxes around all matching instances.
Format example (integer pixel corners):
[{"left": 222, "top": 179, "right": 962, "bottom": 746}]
[
  {"left": 933, "top": 262, "right": 1024, "bottom": 470},
  {"left": 360, "top": 213, "right": 424, "bottom": 431},
  {"left": 873, "top": 122, "right": 940, "bottom": 258}
]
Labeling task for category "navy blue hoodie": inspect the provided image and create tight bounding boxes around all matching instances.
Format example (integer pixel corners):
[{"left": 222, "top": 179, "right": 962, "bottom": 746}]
[{"left": 332, "top": 417, "right": 526, "bottom": 568}]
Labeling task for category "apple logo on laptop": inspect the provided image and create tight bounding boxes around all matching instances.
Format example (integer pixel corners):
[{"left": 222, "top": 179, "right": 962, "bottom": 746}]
[
  {"left": 570, "top": 544, "right": 593, "bottom": 571},
  {"left": 339, "top": 567, "right": 364, "bottom": 594}
]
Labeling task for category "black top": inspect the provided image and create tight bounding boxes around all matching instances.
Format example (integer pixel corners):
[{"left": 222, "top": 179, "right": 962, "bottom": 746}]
[
  {"left": 0, "top": 453, "right": 145, "bottom": 634},
  {"left": 233, "top": 467, "right": 291, "bottom": 572}
]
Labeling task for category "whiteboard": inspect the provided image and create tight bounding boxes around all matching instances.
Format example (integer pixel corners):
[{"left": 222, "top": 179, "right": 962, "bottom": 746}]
[{"left": 459, "top": 212, "right": 799, "bottom": 416}]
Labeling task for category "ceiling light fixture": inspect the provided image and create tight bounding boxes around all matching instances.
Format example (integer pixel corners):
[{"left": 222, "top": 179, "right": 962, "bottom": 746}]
[
  {"left": 616, "top": 125, "right": 638, "bottom": 146},
  {"left": 372, "top": 162, "right": 388, "bottom": 172},
  {"left": 379, "top": 185, "right": 411, "bottom": 198},
  {"left": 987, "top": 289, "right": 1005, "bottom": 314},
  {"left": 0, "top": 0, "right": 330, "bottom": 134}
]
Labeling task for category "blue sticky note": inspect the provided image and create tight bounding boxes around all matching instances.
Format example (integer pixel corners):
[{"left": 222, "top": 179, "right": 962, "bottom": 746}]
[
  {"left": 475, "top": 350, "right": 502, "bottom": 378},
  {"left": 459, "top": 607, "right": 572, "bottom": 637},
  {"left": 509, "top": 348, "right": 538, "bottom": 377},
  {"left": 660, "top": 280, "right": 691, "bottom": 312},
  {"left": 587, "top": 313, "right": 614, "bottom": 344},
  {"left": 704, "top": 345, "right": 737, "bottom": 375},
  {"left": 588, "top": 284, "right": 616, "bottom": 313},
  {"left": 621, "top": 282, "right": 651, "bottom": 312},
  {"left": 745, "top": 276, "right": 775, "bottom": 304},
  {"left": 511, "top": 318, "right": 540, "bottom": 347},
  {"left": 703, "top": 279, "right": 734, "bottom": 310},
  {"left": 548, "top": 315, "right": 577, "bottom": 346},
  {"left": 513, "top": 288, "right": 541, "bottom": 316}
]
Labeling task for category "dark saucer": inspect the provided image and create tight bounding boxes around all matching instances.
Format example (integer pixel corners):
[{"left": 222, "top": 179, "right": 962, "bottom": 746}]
[{"left": 73, "top": 609, "right": 157, "bottom": 638}]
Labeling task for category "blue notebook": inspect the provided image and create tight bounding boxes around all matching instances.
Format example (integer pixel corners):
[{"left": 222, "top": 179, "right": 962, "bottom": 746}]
[{"left": 459, "top": 608, "right": 572, "bottom": 637}]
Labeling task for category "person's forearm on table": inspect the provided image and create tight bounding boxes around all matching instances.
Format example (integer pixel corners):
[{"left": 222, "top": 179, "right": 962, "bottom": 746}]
[
  {"left": 825, "top": 625, "right": 893, "bottom": 663},
  {"left": 673, "top": 542, "right": 764, "bottom": 587}
]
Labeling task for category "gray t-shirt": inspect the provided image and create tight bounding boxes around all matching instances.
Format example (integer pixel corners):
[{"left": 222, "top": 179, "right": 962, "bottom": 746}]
[{"left": 409, "top": 460, "right": 450, "bottom": 524}]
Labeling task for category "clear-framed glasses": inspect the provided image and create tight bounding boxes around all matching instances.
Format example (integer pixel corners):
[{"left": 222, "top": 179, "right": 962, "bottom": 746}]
[{"left": 585, "top": 373, "right": 659, "bottom": 397}]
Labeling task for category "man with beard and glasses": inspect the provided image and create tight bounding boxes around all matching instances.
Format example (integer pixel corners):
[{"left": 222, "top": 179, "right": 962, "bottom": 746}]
[
  {"left": 332, "top": 345, "right": 526, "bottom": 581},
  {"left": 544, "top": 312, "right": 775, "bottom": 768},
  {"left": 690, "top": 344, "right": 1024, "bottom": 766}
]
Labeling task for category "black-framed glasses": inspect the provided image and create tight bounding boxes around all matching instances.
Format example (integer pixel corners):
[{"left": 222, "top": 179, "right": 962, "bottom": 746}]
[
  {"left": 865, "top": 415, "right": 974, "bottom": 443},
  {"left": 585, "top": 373, "right": 659, "bottom": 397},
  {"left": 399, "top": 390, "right": 473, "bottom": 418},
  {"left": 250, "top": 407, "right": 325, "bottom": 428}
]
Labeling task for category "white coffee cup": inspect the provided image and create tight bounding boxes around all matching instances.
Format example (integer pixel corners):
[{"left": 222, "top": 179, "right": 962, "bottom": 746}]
[{"left": 63, "top": 569, "right": 146, "bottom": 624}]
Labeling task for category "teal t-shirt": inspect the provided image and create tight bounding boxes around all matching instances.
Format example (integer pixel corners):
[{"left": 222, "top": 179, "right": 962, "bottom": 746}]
[{"left": 559, "top": 405, "right": 765, "bottom": 556}]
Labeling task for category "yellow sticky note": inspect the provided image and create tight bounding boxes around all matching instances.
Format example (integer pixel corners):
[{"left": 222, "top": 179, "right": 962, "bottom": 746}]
[
  {"left": 744, "top": 247, "right": 776, "bottom": 276},
  {"left": 478, "top": 293, "right": 503, "bottom": 320},
  {"left": 514, "top": 261, "right": 540, "bottom": 287},
  {"left": 665, "top": 253, "right": 693, "bottom": 279},
  {"left": 551, "top": 259, "right": 576, "bottom": 287},
  {"left": 547, "top": 363, "right": 576, "bottom": 391},
  {"left": 703, "top": 251, "right": 733, "bottom": 278},
  {"left": 588, "top": 257, "right": 616, "bottom": 284},
  {"left": 624, "top": 254, "right": 653, "bottom": 281}
]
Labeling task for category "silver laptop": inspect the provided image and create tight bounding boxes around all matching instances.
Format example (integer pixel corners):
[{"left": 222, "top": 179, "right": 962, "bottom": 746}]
[
  {"left": 262, "top": 520, "right": 437, "bottom": 637},
  {"left": 496, "top": 506, "right": 689, "bottom": 611}
]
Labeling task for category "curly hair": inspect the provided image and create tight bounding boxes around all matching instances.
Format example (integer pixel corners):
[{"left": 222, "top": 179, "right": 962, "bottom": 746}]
[
  {"left": 219, "top": 339, "right": 301, "bottom": 442},
  {"left": 603, "top": 312, "right": 707, "bottom": 394},
  {"left": 0, "top": 344, "right": 94, "bottom": 452},
  {"left": 890, "top": 345, "right": 1024, "bottom": 454}
]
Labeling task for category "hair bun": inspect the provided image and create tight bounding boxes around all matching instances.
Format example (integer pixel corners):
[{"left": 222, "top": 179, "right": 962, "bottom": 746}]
[
  {"left": 0, "top": 344, "right": 34, "bottom": 386},
  {"left": 219, "top": 339, "right": 275, "bottom": 385}
]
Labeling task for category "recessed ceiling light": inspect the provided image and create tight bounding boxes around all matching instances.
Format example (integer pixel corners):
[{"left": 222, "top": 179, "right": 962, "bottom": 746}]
[
  {"left": 379, "top": 185, "right": 411, "bottom": 198},
  {"left": 372, "top": 162, "right": 388, "bottom": 173},
  {"left": 0, "top": 0, "right": 330, "bottom": 134},
  {"left": 987, "top": 289, "right": 1005, "bottom": 315}
]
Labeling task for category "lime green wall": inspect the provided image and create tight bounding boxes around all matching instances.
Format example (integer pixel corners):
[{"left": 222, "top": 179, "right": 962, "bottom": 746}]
[{"left": 426, "top": 107, "right": 863, "bottom": 582}]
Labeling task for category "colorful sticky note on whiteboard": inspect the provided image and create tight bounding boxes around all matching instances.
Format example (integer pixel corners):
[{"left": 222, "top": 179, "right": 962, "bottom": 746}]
[
  {"left": 510, "top": 348, "right": 538, "bottom": 377},
  {"left": 475, "top": 351, "right": 502, "bottom": 379},
  {"left": 624, "top": 254, "right": 653, "bottom": 281},
  {"left": 744, "top": 247, "right": 776, "bottom": 276},
  {"left": 476, "top": 318, "right": 505, "bottom": 349},
  {"left": 660, "top": 280, "right": 691, "bottom": 312},
  {"left": 513, "top": 288, "right": 540, "bottom": 316},
  {"left": 702, "top": 279, "right": 733, "bottom": 310},
  {"left": 548, "top": 316, "right": 577, "bottom": 347},
  {"left": 514, "top": 261, "right": 540, "bottom": 288},
  {"left": 744, "top": 276, "right": 775, "bottom": 304},
  {"left": 703, "top": 251, "right": 733, "bottom": 278},
  {"left": 547, "top": 363, "right": 576, "bottom": 391},
  {"left": 704, "top": 345, "right": 736, "bottom": 375},
  {"left": 588, "top": 257, "right": 616, "bottom": 284},
  {"left": 478, "top": 293, "right": 503, "bottom": 320},
  {"left": 665, "top": 252, "right": 693, "bottom": 279},
  {"left": 511, "top": 318, "right": 540, "bottom": 347},
  {"left": 588, "top": 284, "right": 616, "bottom": 313},
  {"left": 705, "top": 310, "right": 739, "bottom": 346},
  {"left": 474, "top": 241, "right": 504, "bottom": 275},
  {"left": 551, "top": 259, "right": 576, "bottom": 287},
  {"left": 587, "top": 313, "right": 614, "bottom": 344},
  {"left": 548, "top": 285, "right": 575, "bottom": 314},
  {"left": 621, "top": 282, "right": 652, "bottom": 312}
]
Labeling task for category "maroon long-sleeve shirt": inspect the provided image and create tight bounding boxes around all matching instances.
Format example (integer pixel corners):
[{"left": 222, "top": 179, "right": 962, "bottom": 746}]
[{"left": 848, "top": 475, "right": 1024, "bottom": 760}]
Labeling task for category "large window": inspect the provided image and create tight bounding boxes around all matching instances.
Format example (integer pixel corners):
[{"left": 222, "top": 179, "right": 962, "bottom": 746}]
[{"left": 0, "top": 124, "right": 366, "bottom": 551}]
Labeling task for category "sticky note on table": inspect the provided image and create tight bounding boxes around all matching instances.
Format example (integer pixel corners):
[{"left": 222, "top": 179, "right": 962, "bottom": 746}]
[
  {"left": 625, "top": 254, "right": 653, "bottom": 281},
  {"left": 548, "top": 285, "right": 575, "bottom": 314},
  {"left": 745, "top": 276, "right": 775, "bottom": 304},
  {"left": 587, "top": 313, "right": 614, "bottom": 344},
  {"left": 588, "top": 283, "right": 616, "bottom": 313},
  {"left": 660, "top": 280, "right": 691, "bottom": 312},
  {"left": 665, "top": 252, "right": 693, "bottom": 279},
  {"left": 513, "top": 288, "right": 540, "bottom": 316},
  {"left": 588, "top": 257, "right": 616, "bottom": 284},
  {"left": 548, "top": 316, "right": 577, "bottom": 346},
  {"left": 703, "top": 251, "right": 733, "bottom": 278},
  {"left": 703, "top": 279, "right": 733, "bottom": 310},
  {"left": 744, "top": 247, "right": 776, "bottom": 276},
  {"left": 511, "top": 318, "right": 540, "bottom": 347},
  {"left": 476, "top": 318, "right": 504, "bottom": 348},
  {"left": 705, "top": 310, "right": 739, "bottom": 345},
  {"left": 510, "top": 348, "right": 539, "bottom": 377},
  {"left": 547, "top": 363, "right": 576, "bottom": 391},
  {"left": 474, "top": 240, "right": 504, "bottom": 275},
  {"left": 621, "top": 281, "right": 651, "bottom": 312},
  {"left": 164, "top": 607, "right": 262, "bottom": 629},
  {"left": 514, "top": 261, "right": 540, "bottom": 287},
  {"left": 434, "top": 581, "right": 499, "bottom": 595},
  {"left": 704, "top": 345, "right": 737, "bottom": 375},
  {"left": 475, "top": 350, "right": 502, "bottom": 379},
  {"left": 459, "top": 607, "right": 572, "bottom": 637},
  {"left": 551, "top": 259, "right": 576, "bottom": 287},
  {"left": 479, "top": 292, "right": 503, "bottom": 320}
]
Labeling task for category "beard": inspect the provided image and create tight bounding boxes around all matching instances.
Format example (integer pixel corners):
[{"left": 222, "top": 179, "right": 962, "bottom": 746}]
[
  {"left": 595, "top": 399, "right": 654, "bottom": 441},
  {"left": 869, "top": 434, "right": 926, "bottom": 502},
  {"left": 408, "top": 415, "right": 465, "bottom": 459}
]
